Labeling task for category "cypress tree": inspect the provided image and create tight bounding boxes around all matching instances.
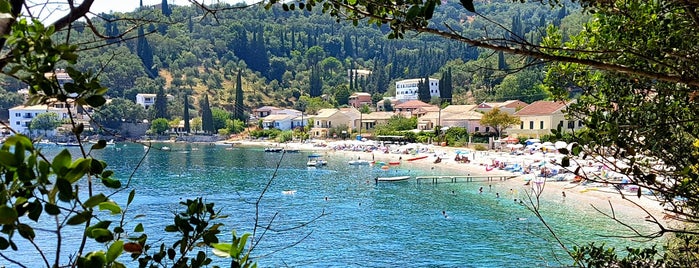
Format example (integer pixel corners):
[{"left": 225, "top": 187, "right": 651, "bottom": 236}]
[
  {"left": 234, "top": 71, "right": 244, "bottom": 121},
  {"left": 161, "top": 0, "right": 171, "bottom": 17},
  {"left": 418, "top": 76, "right": 431, "bottom": 103},
  {"left": 183, "top": 92, "right": 190, "bottom": 133},
  {"left": 154, "top": 87, "right": 168, "bottom": 119},
  {"left": 201, "top": 95, "right": 214, "bottom": 134},
  {"left": 309, "top": 65, "right": 322, "bottom": 97},
  {"left": 498, "top": 51, "right": 508, "bottom": 71},
  {"left": 137, "top": 26, "right": 156, "bottom": 79}
]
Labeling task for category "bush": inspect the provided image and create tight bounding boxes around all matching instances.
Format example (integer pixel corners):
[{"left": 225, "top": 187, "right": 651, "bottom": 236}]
[{"left": 474, "top": 144, "right": 488, "bottom": 151}]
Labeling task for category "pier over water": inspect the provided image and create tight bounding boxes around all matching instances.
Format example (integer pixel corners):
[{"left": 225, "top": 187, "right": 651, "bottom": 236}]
[{"left": 416, "top": 175, "right": 516, "bottom": 184}]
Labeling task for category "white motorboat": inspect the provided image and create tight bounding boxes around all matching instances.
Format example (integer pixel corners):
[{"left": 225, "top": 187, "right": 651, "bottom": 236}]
[
  {"left": 307, "top": 154, "right": 327, "bottom": 166},
  {"left": 376, "top": 176, "right": 410, "bottom": 182}
]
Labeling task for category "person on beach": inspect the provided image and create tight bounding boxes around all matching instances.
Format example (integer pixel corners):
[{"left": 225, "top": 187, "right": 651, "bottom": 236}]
[
  {"left": 479, "top": 186, "right": 483, "bottom": 193},
  {"left": 496, "top": 193, "right": 500, "bottom": 198},
  {"left": 442, "top": 210, "right": 448, "bottom": 218}
]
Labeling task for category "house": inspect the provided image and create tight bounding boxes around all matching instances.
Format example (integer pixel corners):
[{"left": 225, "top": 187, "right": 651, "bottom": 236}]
[
  {"left": 261, "top": 114, "right": 296, "bottom": 130},
  {"left": 395, "top": 78, "right": 440, "bottom": 101},
  {"left": 376, "top": 97, "right": 401, "bottom": 112},
  {"left": 252, "top": 106, "right": 282, "bottom": 118},
  {"left": 475, "top": 100, "right": 528, "bottom": 114},
  {"left": 393, "top": 100, "right": 436, "bottom": 116},
  {"left": 291, "top": 114, "right": 310, "bottom": 130},
  {"left": 416, "top": 105, "right": 487, "bottom": 133},
  {"left": 309, "top": 109, "right": 351, "bottom": 138},
  {"left": 358, "top": 112, "right": 396, "bottom": 131},
  {"left": 8, "top": 103, "right": 73, "bottom": 136},
  {"left": 135, "top": 93, "right": 174, "bottom": 109},
  {"left": 509, "top": 101, "right": 582, "bottom": 137},
  {"left": 348, "top": 92, "right": 372, "bottom": 108}
]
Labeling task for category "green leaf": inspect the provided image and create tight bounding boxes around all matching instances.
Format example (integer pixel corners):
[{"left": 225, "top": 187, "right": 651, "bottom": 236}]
[
  {"left": 27, "top": 201, "right": 42, "bottom": 222},
  {"left": 84, "top": 194, "right": 107, "bottom": 208},
  {"left": 91, "top": 140, "right": 106, "bottom": 150},
  {"left": 0, "top": 237, "right": 9, "bottom": 250},
  {"left": 0, "top": 151, "right": 17, "bottom": 167},
  {"left": 56, "top": 178, "right": 73, "bottom": 201},
  {"left": 134, "top": 223, "right": 144, "bottom": 233},
  {"left": 85, "top": 95, "right": 106, "bottom": 108},
  {"left": 127, "top": 189, "right": 136, "bottom": 206},
  {"left": 52, "top": 149, "right": 72, "bottom": 174},
  {"left": 45, "top": 203, "right": 60, "bottom": 215},
  {"left": 90, "top": 159, "right": 105, "bottom": 175},
  {"left": 0, "top": 205, "right": 18, "bottom": 224},
  {"left": 17, "top": 224, "right": 35, "bottom": 239},
  {"left": 107, "top": 240, "right": 124, "bottom": 263},
  {"left": 211, "top": 243, "right": 232, "bottom": 257},
  {"left": 424, "top": 0, "right": 436, "bottom": 20},
  {"left": 101, "top": 177, "right": 122, "bottom": 188},
  {"left": 98, "top": 202, "right": 122, "bottom": 214},
  {"left": 460, "top": 0, "right": 475, "bottom": 12},
  {"left": 91, "top": 228, "right": 114, "bottom": 243},
  {"left": 67, "top": 211, "right": 90, "bottom": 225}
]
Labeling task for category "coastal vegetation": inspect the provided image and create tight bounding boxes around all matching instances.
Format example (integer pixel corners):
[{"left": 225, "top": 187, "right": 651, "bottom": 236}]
[{"left": 1, "top": 0, "right": 699, "bottom": 267}]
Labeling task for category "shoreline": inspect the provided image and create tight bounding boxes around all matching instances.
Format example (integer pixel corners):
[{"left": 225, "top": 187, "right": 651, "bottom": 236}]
[{"left": 226, "top": 139, "right": 678, "bottom": 231}]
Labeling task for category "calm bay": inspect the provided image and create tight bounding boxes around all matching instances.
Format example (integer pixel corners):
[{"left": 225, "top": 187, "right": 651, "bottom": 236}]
[{"left": 11, "top": 142, "right": 656, "bottom": 267}]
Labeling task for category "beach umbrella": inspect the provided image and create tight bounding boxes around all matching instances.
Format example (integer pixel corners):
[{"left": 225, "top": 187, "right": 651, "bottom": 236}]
[
  {"left": 554, "top": 141, "right": 567, "bottom": 149},
  {"left": 542, "top": 141, "right": 554, "bottom": 146}
]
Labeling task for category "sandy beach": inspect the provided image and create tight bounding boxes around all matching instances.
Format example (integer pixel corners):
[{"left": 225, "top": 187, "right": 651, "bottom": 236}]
[{"left": 223, "top": 139, "right": 677, "bottom": 230}]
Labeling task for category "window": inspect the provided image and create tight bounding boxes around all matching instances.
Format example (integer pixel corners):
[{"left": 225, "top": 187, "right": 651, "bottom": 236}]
[
  {"left": 529, "top": 121, "right": 534, "bottom": 129},
  {"left": 540, "top": 121, "right": 544, "bottom": 129},
  {"left": 520, "top": 121, "right": 524, "bottom": 129},
  {"left": 15, "top": 121, "right": 19, "bottom": 125},
  {"left": 15, "top": 113, "right": 20, "bottom": 117},
  {"left": 485, "top": 127, "right": 490, "bottom": 132},
  {"left": 567, "top": 121, "right": 574, "bottom": 129},
  {"left": 475, "top": 127, "right": 480, "bottom": 132},
  {"left": 578, "top": 120, "right": 584, "bottom": 127}
]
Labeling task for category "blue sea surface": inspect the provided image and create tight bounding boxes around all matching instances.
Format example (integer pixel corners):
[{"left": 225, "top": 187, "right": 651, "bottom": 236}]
[{"left": 6, "top": 143, "right": 659, "bottom": 267}]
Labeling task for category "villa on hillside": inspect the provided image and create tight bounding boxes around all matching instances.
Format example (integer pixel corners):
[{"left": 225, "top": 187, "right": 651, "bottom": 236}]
[
  {"left": 509, "top": 100, "right": 582, "bottom": 137},
  {"left": 357, "top": 111, "right": 396, "bottom": 131},
  {"left": 9, "top": 103, "right": 74, "bottom": 136},
  {"left": 475, "top": 100, "right": 528, "bottom": 114},
  {"left": 261, "top": 114, "right": 296, "bottom": 130},
  {"left": 251, "top": 106, "right": 302, "bottom": 119},
  {"left": 395, "top": 78, "right": 440, "bottom": 101},
  {"left": 417, "top": 105, "right": 488, "bottom": 133},
  {"left": 393, "top": 100, "right": 436, "bottom": 116},
  {"left": 135, "top": 93, "right": 174, "bottom": 109},
  {"left": 309, "top": 108, "right": 352, "bottom": 138},
  {"left": 348, "top": 92, "right": 372, "bottom": 108}
]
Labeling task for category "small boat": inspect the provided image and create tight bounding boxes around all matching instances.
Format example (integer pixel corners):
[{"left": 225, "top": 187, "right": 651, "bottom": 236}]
[
  {"left": 161, "top": 146, "right": 171, "bottom": 151},
  {"left": 283, "top": 149, "right": 300, "bottom": 153},
  {"left": 376, "top": 176, "right": 410, "bottom": 182},
  {"left": 407, "top": 155, "right": 428, "bottom": 161},
  {"left": 264, "top": 147, "right": 284, "bottom": 152},
  {"left": 307, "top": 154, "right": 327, "bottom": 166},
  {"left": 56, "top": 142, "right": 80, "bottom": 147},
  {"left": 348, "top": 160, "right": 371, "bottom": 165},
  {"left": 388, "top": 161, "right": 401, "bottom": 166}
]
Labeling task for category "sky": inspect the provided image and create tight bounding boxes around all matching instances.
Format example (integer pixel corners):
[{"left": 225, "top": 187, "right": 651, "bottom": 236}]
[{"left": 89, "top": 0, "right": 244, "bottom": 14}]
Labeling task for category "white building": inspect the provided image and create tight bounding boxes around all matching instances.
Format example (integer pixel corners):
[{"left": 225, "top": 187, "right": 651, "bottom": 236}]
[
  {"left": 9, "top": 104, "right": 72, "bottom": 136},
  {"left": 135, "top": 93, "right": 174, "bottom": 109},
  {"left": 395, "top": 78, "right": 439, "bottom": 101}
]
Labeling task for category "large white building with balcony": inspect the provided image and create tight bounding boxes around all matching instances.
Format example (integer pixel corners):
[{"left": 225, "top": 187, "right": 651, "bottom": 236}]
[
  {"left": 135, "top": 93, "right": 174, "bottom": 109},
  {"left": 395, "top": 78, "right": 440, "bottom": 101},
  {"left": 8, "top": 103, "right": 72, "bottom": 136}
]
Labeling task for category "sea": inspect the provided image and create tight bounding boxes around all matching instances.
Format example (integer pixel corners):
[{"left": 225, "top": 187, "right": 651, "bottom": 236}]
[{"left": 6, "top": 142, "right": 660, "bottom": 267}]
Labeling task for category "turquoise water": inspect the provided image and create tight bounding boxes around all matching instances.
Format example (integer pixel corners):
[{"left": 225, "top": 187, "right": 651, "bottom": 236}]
[{"left": 8, "top": 143, "right": 658, "bottom": 267}]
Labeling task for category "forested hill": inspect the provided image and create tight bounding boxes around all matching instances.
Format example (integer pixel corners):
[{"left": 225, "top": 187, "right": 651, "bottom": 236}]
[{"left": 6, "top": 1, "right": 580, "bottom": 116}]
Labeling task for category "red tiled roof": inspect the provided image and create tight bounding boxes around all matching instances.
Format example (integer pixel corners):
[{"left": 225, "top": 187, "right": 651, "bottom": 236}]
[
  {"left": 394, "top": 100, "right": 434, "bottom": 109},
  {"left": 514, "top": 101, "right": 568, "bottom": 116}
]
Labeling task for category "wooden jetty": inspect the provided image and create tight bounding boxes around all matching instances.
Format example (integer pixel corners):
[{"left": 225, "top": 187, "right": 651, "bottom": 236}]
[{"left": 416, "top": 175, "right": 516, "bottom": 184}]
